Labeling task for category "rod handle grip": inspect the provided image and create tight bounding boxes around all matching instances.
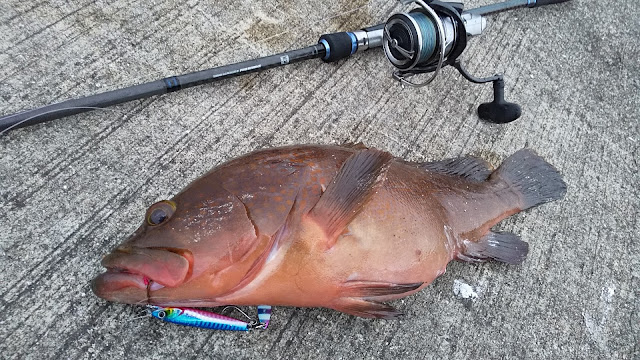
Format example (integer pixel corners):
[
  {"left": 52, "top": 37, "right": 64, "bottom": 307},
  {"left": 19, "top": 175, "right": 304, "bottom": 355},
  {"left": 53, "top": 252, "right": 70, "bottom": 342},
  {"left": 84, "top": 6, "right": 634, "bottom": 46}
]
[{"left": 318, "top": 32, "right": 356, "bottom": 62}]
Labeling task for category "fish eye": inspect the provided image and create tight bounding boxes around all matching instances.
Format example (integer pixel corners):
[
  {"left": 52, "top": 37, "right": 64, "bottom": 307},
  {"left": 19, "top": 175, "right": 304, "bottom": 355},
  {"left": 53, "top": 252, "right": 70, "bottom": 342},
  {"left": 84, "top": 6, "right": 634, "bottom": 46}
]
[
  {"left": 158, "top": 311, "right": 166, "bottom": 319},
  {"left": 146, "top": 200, "right": 176, "bottom": 226}
]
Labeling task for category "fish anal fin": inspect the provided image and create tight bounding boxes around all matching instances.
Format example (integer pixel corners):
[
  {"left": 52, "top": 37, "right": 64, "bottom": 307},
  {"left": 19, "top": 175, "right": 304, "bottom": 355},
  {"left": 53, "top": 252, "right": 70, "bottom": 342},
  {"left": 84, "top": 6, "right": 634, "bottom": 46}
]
[
  {"left": 333, "top": 298, "right": 404, "bottom": 319},
  {"left": 339, "top": 280, "right": 423, "bottom": 301},
  {"left": 422, "top": 156, "right": 492, "bottom": 181},
  {"left": 308, "top": 149, "right": 393, "bottom": 248},
  {"left": 457, "top": 231, "right": 529, "bottom": 265}
]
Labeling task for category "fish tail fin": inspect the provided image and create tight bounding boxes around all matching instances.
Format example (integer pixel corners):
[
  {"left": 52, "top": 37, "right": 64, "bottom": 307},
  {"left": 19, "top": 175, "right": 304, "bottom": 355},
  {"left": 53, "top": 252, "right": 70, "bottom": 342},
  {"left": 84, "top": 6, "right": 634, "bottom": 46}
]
[{"left": 491, "top": 149, "right": 567, "bottom": 210}]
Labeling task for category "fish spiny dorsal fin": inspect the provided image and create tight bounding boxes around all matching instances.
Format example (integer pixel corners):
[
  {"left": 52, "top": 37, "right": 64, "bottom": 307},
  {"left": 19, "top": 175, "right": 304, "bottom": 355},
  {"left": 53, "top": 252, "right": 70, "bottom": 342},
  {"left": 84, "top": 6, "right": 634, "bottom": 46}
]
[
  {"left": 421, "top": 156, "right": 493, "bottom": 181},
  {"left": 340, "top": 141, "right": 368, "bottom": 150},
  {"left": 309, "top": 149, "right": 393, "bottom": 248}
]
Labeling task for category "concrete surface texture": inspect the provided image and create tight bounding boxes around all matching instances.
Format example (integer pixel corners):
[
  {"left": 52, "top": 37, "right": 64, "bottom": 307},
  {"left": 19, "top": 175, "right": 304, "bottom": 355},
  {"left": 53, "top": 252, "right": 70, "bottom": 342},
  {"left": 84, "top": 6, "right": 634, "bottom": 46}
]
[{"left": 0, "top": 0, "right": 637, "bottom": 358}]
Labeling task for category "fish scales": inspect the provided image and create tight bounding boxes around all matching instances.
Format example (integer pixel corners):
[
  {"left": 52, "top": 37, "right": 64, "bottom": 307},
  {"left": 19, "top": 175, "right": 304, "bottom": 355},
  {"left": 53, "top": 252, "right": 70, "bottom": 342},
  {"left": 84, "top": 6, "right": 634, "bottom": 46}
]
[{"left": 92, "top": 144, "right": 566, "bottom": 319}]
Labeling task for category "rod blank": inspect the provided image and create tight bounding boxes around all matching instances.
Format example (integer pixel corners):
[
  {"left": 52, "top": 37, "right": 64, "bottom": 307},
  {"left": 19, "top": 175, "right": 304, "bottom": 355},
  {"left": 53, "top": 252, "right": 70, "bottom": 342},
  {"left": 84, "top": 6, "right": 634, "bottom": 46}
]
[{"left": 0, "top": 44, "right": 325, "bottom": 133}]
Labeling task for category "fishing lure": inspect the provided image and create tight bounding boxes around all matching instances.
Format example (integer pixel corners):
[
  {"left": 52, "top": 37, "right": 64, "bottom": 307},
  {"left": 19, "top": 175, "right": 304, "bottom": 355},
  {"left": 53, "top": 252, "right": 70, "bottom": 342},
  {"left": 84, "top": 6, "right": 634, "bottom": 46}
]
[{"left": 148, "top": 305, "right": 272, "bottom": 331}]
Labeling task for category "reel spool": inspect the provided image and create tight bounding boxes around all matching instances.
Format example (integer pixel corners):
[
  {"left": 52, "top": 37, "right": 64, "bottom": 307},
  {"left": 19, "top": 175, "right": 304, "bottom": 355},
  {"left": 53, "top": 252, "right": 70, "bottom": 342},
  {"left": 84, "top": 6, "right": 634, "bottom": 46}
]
[
  {"left": 383, "top": 0, "right": 522, "bottom": 123},
  {"left": 383, "top": 0, "right": 452, "bottom": 86}
]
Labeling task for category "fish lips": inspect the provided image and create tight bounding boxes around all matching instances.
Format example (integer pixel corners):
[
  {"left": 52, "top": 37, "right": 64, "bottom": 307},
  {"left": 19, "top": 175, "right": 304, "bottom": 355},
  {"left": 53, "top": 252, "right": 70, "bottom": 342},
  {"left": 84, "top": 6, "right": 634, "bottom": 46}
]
[{"left": 92, "top": 247, "right": 191, "bottom": 302}]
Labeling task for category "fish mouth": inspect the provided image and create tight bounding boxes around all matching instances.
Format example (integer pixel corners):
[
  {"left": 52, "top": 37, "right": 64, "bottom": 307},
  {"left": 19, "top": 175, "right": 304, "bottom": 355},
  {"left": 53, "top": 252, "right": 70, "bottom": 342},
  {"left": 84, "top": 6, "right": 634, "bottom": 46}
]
[{"left": 91, "top": 246, "right": 193, "bottom": 304}]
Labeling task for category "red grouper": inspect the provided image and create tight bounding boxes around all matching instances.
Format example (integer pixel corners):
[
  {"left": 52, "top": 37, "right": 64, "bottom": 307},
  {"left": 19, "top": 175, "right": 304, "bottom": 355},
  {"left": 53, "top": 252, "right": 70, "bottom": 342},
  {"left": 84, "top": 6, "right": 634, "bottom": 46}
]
[{"left": 92, "top": 144, "right": 567, "bottom": 319}]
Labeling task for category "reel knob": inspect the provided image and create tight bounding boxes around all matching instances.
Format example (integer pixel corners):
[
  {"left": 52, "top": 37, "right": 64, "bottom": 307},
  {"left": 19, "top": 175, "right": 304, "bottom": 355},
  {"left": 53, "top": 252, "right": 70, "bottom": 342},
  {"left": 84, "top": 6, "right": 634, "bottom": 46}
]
[{"left": 477, "top": 78, "right": 521, "bottom": 124}]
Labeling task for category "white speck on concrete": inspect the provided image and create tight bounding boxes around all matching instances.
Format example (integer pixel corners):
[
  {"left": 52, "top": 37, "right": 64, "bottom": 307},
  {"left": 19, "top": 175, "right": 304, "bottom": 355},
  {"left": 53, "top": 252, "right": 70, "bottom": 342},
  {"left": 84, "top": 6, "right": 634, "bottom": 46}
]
[
  {"left": 603, "top": 285, "right": 615, "bottom": 303},
  {"left": 583, "top": 283, "right": 616, "bottom": 352},
  {"left": 453, "top": 279, "right": 478, "bottom": 300}
]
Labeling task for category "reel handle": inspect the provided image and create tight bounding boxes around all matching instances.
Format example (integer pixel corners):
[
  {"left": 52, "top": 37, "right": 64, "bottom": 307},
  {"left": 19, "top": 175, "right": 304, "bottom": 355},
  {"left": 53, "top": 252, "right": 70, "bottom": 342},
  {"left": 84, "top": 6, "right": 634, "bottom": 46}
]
[{"left": 452, "top": 61, "right": 521, "bottom": 124}]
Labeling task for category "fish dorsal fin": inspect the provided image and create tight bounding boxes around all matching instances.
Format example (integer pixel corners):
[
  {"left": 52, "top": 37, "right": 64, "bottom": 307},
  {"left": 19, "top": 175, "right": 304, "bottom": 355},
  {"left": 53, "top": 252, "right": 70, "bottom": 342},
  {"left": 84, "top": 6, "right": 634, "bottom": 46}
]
[
  {"left": 421, "top": 156, "right": 493, "bottom": 181},
  {"left": 309, "top": 149, "right": 392, "bottom": 248},
  {"left": 340, "top": 141, "right": 368, "bottom": 150}
]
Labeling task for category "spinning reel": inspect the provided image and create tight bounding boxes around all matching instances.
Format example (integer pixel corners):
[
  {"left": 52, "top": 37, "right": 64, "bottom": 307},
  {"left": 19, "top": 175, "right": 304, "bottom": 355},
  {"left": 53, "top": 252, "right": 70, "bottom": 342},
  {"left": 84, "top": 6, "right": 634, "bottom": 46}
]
[{"left": 382, "top": 0, "right": 521, "bottom": 123}]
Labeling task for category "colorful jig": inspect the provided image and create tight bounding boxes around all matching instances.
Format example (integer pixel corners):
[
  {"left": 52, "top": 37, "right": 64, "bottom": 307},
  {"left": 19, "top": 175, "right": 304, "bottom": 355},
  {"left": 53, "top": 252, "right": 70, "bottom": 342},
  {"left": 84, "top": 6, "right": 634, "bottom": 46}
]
[{"left": 148, "top": 305, "right": 272, "bottom": 331}]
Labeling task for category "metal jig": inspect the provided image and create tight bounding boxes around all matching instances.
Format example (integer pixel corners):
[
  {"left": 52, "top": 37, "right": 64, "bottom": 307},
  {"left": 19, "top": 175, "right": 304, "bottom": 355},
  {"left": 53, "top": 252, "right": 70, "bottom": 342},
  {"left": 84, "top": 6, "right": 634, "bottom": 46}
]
[{"left": 147, "top": 305, "right": 272, "bottom": 331}]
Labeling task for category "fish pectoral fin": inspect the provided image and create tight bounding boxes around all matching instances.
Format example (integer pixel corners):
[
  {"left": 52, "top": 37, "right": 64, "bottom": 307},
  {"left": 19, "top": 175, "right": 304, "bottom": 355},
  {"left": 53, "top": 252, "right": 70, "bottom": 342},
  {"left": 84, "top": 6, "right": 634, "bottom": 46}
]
[
  {"left": 339, "top": 280, "right": 423, "bottom": 300},
  {"left": 332, "top": 298, "right": 403, "bottom": 319},
  {"left": 308, "top": 149, "right": 393, "bottom": 248},
  {"left": 421, "top": 155, "right": 492, "bottom": 181},
  {"left": 457, "top": 231, "right": 529, "bottom": 265}
]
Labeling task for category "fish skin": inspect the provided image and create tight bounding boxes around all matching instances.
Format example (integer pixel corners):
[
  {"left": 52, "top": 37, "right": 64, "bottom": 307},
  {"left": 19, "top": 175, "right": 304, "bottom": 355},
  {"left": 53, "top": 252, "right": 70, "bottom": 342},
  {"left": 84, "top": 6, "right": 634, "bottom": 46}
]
[{"left": 92, "top": 145, "right": 566, "bottom": 318}]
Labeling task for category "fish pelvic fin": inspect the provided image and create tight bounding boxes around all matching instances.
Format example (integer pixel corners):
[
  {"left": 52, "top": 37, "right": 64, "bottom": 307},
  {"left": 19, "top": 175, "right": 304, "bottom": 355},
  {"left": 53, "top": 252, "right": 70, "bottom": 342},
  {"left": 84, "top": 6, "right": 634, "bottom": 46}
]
[
  {"left": 491, "top": 149, "right": 567, "bottom": 210},
  {"left": 339, "top": 280, "right": 423, "bottom": 300},
  {"left": 308, "top": 149, "right": 393, "bottom": 249},
  {"left": 421, "top": 155, "right": 493, "bottom": 181},
  {"left": 458, "top": 231, "right": 529, "bottom": 265},
  {"left": 331, "top": 281, "right": 423, "bottom": 319},
  {"left": 332, "top": 298, "right": 404, "bottom": 319}
]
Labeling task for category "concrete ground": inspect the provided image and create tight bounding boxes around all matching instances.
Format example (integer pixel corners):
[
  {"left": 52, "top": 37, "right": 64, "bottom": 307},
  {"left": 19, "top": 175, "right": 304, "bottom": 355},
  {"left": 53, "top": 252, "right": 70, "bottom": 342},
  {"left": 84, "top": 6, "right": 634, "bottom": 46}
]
[{"left": 0, "top": 0, "right": 637, "bottom": 358}]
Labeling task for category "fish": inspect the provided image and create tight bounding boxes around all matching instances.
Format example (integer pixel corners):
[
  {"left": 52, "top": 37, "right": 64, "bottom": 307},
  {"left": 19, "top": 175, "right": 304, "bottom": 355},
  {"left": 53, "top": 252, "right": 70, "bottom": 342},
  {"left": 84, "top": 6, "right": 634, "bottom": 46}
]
[{"left": 92, "top": 144, "right": 566, "bottom": 319}]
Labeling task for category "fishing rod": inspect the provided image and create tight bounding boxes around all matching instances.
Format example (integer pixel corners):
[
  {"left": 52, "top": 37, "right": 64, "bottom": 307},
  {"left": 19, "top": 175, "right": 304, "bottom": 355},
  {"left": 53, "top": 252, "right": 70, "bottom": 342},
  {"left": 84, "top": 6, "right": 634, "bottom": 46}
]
[{"left": 0, "top": 0, "right": 571, "bottom": 133}]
